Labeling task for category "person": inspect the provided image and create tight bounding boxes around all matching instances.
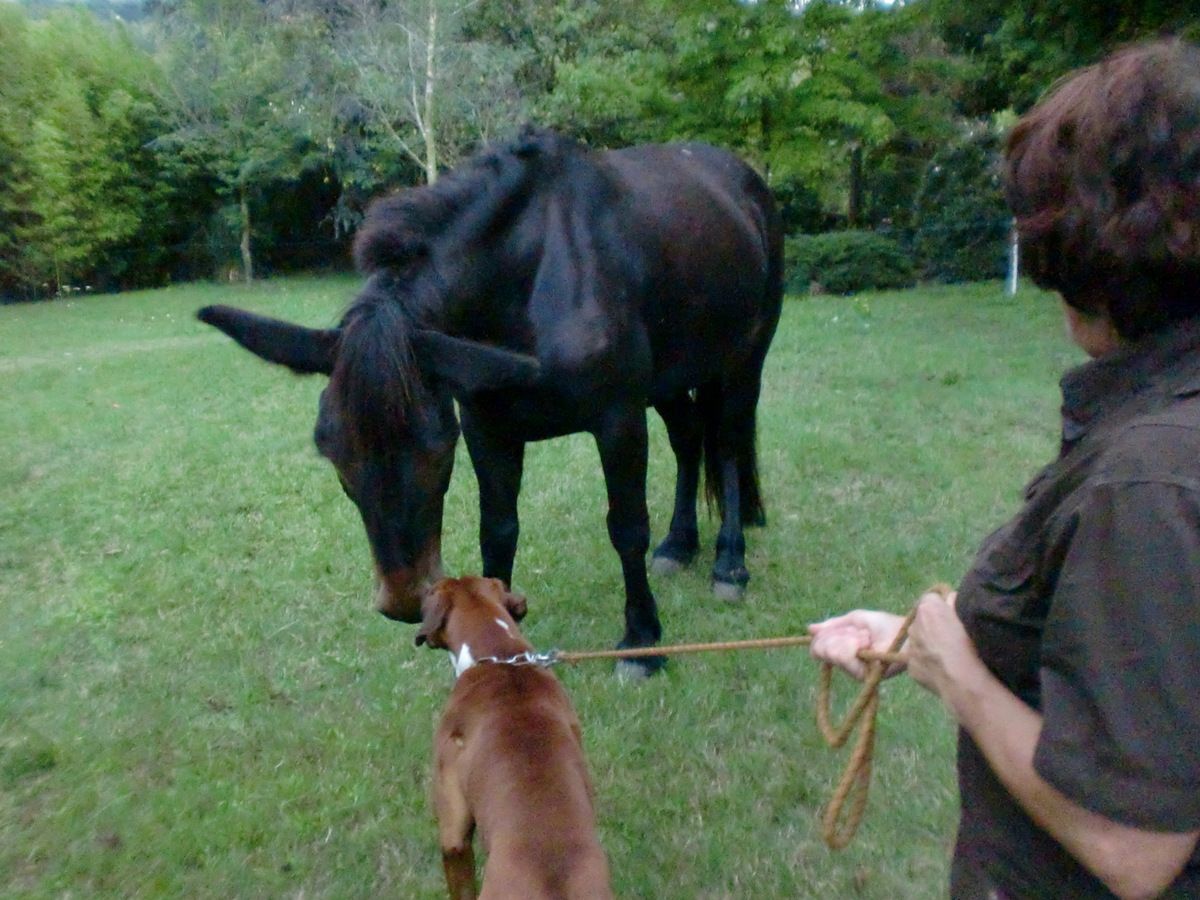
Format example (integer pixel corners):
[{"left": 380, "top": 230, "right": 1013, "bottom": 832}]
[{"left": 809, "top": 38, "right": 1200, "bottom": 899}]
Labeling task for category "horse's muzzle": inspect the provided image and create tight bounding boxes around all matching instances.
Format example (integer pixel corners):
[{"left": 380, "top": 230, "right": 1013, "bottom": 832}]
[{"left": 375, "top": 555, "right": 444, "bottom": 623}]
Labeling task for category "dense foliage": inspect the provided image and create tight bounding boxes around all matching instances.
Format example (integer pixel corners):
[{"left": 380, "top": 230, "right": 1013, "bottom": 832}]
[
  {"left": 910, "top": 127, "right": 1012, "bottom": 284},
  {"left": 0, "top": 7, "right": 186, "bottom": 298},
  {"left": 927, "top": 0, "right": 1200, "bottom": 114},
  {"left": 0, "top": 0, "right": 1195, "bottom": 300},
  {"left": 785, "top": 230, "right": 916, "bottom": 295}
]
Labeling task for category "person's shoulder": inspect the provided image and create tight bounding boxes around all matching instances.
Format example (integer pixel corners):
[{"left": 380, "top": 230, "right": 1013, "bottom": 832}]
[{"left": 1097, "top": 392, "right": 1200, "bottom": 488}]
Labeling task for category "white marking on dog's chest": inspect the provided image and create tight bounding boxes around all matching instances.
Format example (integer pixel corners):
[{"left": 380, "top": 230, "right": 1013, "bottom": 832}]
[{"left": 451, "top": 643, "right": 475, "bottom": 678}]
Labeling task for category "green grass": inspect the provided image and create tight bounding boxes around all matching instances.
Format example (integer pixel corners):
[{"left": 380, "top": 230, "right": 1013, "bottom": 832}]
[{"left": 0, "top": 276, "right": 1081, "bottom": 897}]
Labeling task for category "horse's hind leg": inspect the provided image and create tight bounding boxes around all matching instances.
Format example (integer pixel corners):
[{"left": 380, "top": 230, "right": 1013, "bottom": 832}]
[
  {"left": 709, "top": 375, "right": 765, "bottom": 601},
  {"left": 650, "top": 392, "right": 702, "bottom": 576}
]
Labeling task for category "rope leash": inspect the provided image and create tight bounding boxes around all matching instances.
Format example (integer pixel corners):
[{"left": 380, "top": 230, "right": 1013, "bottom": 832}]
[
  {"left": 551, "top": 635, "right": 907, "bottom": 666},
  {"left": 530, "top": 584, "right": 954, "bottom": 850}
]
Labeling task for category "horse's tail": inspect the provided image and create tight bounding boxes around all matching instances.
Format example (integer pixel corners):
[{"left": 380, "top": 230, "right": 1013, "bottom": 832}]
[
  {"left": 698, "top": 383, "right": 766, "bottom": 527},
  {"left": 738, "top": 181, "right": 782, "bottom": 529},
  {"left": 698, "top": 162, "right": 779, "bottom": 528},
  {"left": 699, "top": 383, "right": 723, "bottom": 520},
  {"left": 738, "top": 410, "right": 766, "bottom": 527}
]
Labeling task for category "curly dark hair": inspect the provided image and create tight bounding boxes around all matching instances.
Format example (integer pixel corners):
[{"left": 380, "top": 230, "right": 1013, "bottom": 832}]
[{"left": 1004, "top": 38, "right": 1200, "bottom": 339}]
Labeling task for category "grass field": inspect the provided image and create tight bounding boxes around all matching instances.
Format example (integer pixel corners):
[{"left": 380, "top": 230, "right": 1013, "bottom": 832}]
[{"left": 1, "top": 275, "right": 1081, "bottom": 898}]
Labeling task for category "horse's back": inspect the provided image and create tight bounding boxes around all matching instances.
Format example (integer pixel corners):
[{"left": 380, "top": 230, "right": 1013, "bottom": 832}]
[
  {"left": 602, "top": 143, "right": 783, "bottom": 394},
  {"left": 606, "top": 142, "right": 776, "bottom": 258}
]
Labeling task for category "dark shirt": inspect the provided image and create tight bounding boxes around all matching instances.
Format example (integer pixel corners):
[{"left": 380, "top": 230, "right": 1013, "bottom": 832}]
[{"left": 952, "top": 318, "right": 1200, "bottom": 899}]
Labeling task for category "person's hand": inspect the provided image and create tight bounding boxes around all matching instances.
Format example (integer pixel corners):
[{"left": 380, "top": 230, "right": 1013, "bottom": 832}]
[
  {"left": 905, "top": 589, "right": 987, "bottom": 709},
  {"left": 808, "top": 609, "right": 908, "bottom": 680}
]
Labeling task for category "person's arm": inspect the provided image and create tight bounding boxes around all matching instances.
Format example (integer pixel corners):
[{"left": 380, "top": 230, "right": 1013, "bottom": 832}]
[{"left": 908, "top": 596, "right": 1200, "bottom": 900}]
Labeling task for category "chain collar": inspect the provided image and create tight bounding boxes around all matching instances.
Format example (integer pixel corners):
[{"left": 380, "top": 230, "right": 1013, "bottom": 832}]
[{"left": 475, "top": 650, "right": 559, "bottom": 668}]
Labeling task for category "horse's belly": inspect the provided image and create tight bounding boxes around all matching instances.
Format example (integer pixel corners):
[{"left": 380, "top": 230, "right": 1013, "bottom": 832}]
[{"left": 465, "top": 388, "right": 622, "bottom": 442}]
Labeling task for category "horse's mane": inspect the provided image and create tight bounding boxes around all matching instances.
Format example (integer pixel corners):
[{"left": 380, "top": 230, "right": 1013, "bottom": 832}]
[
  {"left": 330, "top": 273, "right": 421, "bottom": 455},
  {"left": 353, "top": 127, "right": 581, "bottom": 273},
  {"left": 335, "top": 128, "right": 587, "bottom": 453}
]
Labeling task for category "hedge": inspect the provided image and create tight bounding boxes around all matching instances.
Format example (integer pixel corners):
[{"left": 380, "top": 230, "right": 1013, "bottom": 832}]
[{"left": 784, "top": 230, "right": 916, "bottom": 296}]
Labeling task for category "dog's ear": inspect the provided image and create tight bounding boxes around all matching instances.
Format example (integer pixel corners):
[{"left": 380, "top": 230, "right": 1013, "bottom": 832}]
[
  {"left": 415, "top": 587, "right": 451, "bottom": 648},
  {"left": 485, "top": 577, "right": 527, "bottom": 622},
  {"left": 484, "top": 580, "right": 528, "bottom": 624},
  {"left": 503, "top": 590, "right": 528, "bottom": 622}
]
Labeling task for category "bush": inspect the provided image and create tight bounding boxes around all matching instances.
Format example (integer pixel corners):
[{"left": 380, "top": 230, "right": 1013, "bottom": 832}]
[
  {"left": 910, "top": 127, "right": 1011, "bottom": 283},
  {"left": 785, "top": 231, "right": 916, "bottom": 295}
]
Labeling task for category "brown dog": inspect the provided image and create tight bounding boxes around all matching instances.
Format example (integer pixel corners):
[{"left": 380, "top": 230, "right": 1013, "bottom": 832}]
[{"left": 416, "top": 577, "right": 613, "bottom": 900}]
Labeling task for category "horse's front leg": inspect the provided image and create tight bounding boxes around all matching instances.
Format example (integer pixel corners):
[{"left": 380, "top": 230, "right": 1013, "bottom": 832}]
[
  {"left": 593, "top": 406, "right": 665, "bottom": 676},
  {"left": 460, "top": 407, "right": 525, "bottom": 586}
]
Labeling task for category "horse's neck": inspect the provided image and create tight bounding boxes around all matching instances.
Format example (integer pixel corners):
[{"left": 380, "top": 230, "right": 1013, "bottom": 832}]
[
  {"left": 397, "top": 276, "right": 451, "bottom": 333},
  {"left": 421, "top": 173, "right": 614, "bottom": 350},
  {"left": 428, "top": 249, "right": 541, "bottom": 349}
]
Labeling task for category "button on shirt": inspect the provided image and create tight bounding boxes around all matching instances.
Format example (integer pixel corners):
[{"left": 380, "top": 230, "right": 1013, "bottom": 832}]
[{"left": 951, "top": 317, "right": 1200, "bottom": 899}]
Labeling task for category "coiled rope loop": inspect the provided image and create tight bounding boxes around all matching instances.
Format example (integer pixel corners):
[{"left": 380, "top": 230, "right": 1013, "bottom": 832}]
[{"left": 552, "top": 584, "right": 955, "bottom": 850}]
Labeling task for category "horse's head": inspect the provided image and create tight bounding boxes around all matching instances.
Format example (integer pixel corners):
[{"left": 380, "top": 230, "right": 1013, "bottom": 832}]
[{"left": 196, "top": 293, "right": 539, "bottom": 624}]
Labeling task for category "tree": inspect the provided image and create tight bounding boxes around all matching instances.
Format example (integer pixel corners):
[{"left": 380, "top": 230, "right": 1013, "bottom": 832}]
[
  {"left": 652, "top": 0, "right": 897, "bottom": 228},
  {"left": 0, "top": 7, "right": 175, "bottom": 298},
  {"left": 474, "top": 0, "right": 956, "bottom": 230},
  {"left": 0, "top": 5, "right": 38, "bottom": 296},
  {"left": 926, "top": 0, "right": 1200, "bottom": 114},
  {"left": 332, "top": 0, "right": 526, "bottom": 188},
  {"left": 848, "top": 3, "right": 968, "bottom": 232},
  {"left": 518, "top": 0, "right": 674, "bottom": 147},
  {"left": 151, "top": 0, "right": 326, "bottom": 281},
  {"left": 910, "top": 124, "right": 1011, "bottom": 283}
]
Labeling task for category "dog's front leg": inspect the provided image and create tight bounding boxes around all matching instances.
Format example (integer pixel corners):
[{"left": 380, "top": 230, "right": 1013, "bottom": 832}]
[
  {"left": 442, "top": 843, "right": 476, "bottom": 900},
  {"left": 436, "top": 743, "right": 477, "bottom": 900}
]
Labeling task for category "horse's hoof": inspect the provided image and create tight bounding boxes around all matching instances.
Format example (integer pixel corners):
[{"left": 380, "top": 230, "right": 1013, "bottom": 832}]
[
  {"left": 712, "top": 580, "right": 746, "bottom": 603},
  {"left": 651, "top": 535, "right": 697, "bottom": 573},
  {"left": 615, "top": 654, "right": 667, "bottom": 680},
  {"left": 650, "top": 555, "right": 686, "bottom": 577}
]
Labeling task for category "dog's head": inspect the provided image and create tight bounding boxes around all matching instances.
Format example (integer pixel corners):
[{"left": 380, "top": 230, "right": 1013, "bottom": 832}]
[{"left": 414, "top": 576, "right": 528, "bottom": 650}]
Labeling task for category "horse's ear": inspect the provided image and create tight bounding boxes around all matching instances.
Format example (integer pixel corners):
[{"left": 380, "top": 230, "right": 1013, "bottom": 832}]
[
  {"left": 197, "top": 305, "right": 339, "bottom": 376},
  {"left": 411, "top": 330, "right": 540, "bottom": 398}
]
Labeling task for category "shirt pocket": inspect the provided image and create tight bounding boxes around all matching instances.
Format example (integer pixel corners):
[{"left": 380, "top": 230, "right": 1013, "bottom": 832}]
[
  {"left": 976, "top": 519, "right": 1037, "bottom": 595},
  {"left": 979, "top": 532, "right": 1036, "bottom": 602},
  {"left": 961, "top": 520, "right": 1046, "bottom": 699},
  {"left": 977, "top": 463, "right": 1061, "bottom": 597}
]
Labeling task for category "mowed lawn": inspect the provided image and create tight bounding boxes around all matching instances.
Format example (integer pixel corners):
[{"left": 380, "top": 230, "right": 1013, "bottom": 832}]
[{"left": 0, "top": 275, "right": 1080, "bottom": 898}]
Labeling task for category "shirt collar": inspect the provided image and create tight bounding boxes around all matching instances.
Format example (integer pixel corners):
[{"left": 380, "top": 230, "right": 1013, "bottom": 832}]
[{"left": 1059, "top": 317, "right": 1200, "bottom": 446}]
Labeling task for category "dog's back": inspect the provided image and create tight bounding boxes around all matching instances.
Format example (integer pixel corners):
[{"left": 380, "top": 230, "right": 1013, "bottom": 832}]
[
  {"left": 438, "top": 664, "right": 610, "bottom": 898},
  {"left": 419, "top": 577, "right": 612, "bottom": 899}
]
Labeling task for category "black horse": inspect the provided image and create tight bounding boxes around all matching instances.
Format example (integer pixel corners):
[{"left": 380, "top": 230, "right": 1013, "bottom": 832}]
[{"left": 198, "top": 128, "right": 782, "bottom": 672}]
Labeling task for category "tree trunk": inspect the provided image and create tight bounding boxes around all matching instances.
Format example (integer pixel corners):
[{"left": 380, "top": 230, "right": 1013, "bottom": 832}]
[
  {"left": 848, "top": 143, "right": 864, "bottom": 229},
  {"left": 423, "top": 1, "right": 438, "bottom": 184},
  {"left": 239, "top": 186, "right": 254, "bottom": 283}
]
